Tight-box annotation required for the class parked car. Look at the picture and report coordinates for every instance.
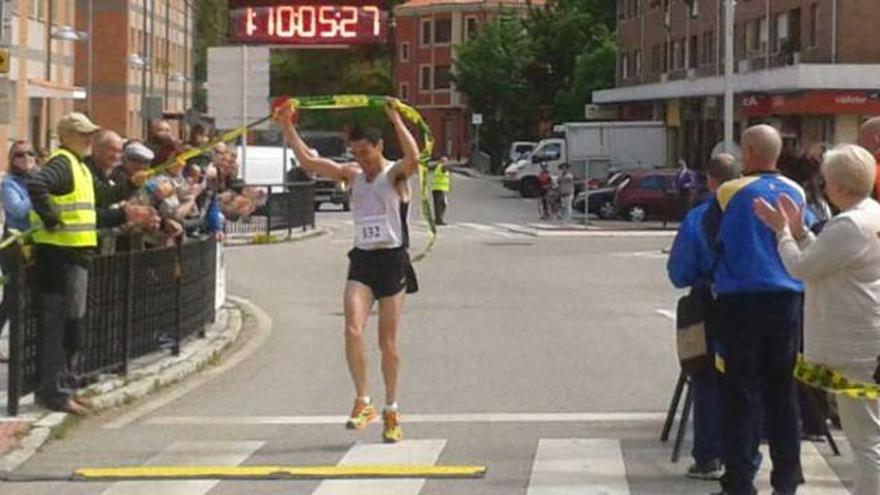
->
[614,169,690,222]
[573,172,630,218]
[507,141,537,166]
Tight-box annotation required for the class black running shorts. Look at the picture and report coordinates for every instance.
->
[347,247,419,299]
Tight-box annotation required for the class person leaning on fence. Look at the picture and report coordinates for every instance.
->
[754,144,880,495]
[705,125,816,495]
[0,141,36,362]
[25,113,154,415]
[667,153,740,481]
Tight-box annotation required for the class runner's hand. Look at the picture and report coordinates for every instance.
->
[273,99,297,126]
[385,98,402,122]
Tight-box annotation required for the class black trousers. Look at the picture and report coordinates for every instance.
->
[34,245,89,409]
[432,191,447,224]
[717,292,803,495]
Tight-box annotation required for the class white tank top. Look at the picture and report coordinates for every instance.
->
[351,161,405,250]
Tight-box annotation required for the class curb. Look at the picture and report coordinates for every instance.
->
[224,227,327,247]
[0,297,252,473]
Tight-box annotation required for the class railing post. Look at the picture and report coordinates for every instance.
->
[122,251,134,374]
[266,185,273,237]
[173,245,182,356]
[6,248,23,417]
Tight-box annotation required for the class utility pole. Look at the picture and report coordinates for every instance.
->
[723,0,735,153]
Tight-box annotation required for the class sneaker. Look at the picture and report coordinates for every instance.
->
[687,459,724,480]
[382,409,403,443]
[345,399,377,430]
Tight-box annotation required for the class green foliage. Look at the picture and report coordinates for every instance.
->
[193,0,229,112]
[453,0,617,170]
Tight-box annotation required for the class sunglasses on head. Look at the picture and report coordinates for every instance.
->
[13,151,35,159]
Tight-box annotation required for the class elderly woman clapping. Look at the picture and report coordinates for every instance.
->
[754,143,880,495]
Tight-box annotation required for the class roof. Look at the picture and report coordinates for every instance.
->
[396,0,545,13]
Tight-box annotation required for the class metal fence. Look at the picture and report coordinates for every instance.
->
[6,238,217,416]
[225,182,316,237]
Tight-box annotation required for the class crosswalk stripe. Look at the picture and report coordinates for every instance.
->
[458,222,522,238]
[312,439,446,495]
[754,442,847,494]
[98,441,263,495]
[527,439,630,495]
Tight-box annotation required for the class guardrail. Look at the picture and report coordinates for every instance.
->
[224,182,316,238]
[5,238,218,416]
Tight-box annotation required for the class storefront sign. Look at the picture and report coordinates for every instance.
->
[742,91,880,117]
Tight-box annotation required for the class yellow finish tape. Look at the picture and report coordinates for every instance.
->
[795,355,880,401]
[74,464,487,480]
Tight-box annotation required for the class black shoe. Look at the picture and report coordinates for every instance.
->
[687,459,724,480]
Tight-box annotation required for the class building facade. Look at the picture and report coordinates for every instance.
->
[0,0,82,168]
[594,0,880,170]
[394,0,538,160]
[74,0,194,140]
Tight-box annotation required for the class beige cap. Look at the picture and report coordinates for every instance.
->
[57,112,100,136]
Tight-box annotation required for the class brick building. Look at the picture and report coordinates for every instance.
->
[0,0,82,168]
[593,0,880,170]
[393,0,539,160]
[73,0,194,140]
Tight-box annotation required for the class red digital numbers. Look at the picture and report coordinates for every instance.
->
[230,1,388,45]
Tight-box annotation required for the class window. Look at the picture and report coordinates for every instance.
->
[420,65,432,92]
[774,12,788,53]
[651,44,661,73]
[421,19,432,46]
[434,65,451,90]
[688,0,698,18]
[400,42,410,62]
[639,175,665,190]
[621,53,629,79]
[759,17,768,54]
[465,16,479,41]
[672,40,682,70]
[434,18,452,44]
[635,49,642,77]
[399,83,409,101]
[689,35,698,69]
[809,3,819,48]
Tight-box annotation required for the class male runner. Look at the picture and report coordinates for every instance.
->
[274,99,420,443]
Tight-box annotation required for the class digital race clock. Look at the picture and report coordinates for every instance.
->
[229,0,389,45]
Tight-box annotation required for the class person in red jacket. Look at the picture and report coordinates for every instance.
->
[857,117,880,200]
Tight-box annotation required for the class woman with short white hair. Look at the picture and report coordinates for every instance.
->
[755,143,880,495]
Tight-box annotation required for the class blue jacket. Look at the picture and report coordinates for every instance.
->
[2,173,31,231]
[667,199,712,289]
[712,172,813,295]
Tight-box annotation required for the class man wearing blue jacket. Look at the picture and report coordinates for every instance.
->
[711,125,810,495]
[668,153,740,480]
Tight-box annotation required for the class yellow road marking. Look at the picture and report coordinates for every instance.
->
[74,464,487,480]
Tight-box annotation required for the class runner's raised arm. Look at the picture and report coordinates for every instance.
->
[386,100,420,182]
[274,102,358,182]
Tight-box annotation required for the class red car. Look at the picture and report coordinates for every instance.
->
[614,169,691,222]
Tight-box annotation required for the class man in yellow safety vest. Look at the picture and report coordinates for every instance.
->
[431,159,451,225]
[26,113,153,415]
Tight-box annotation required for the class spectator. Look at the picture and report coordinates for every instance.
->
[148,119,174,152]
[188,123,211,149]
[754,143,880,495]
[708,124,810,495]
[857,117,880,201]
[558,163,575,224]
[538,164,551,220]
[27,113,152,414]
[675,159,698,212]
[667,153,740,480]
[0,141,36,361]
[85,130,124,185]
[112,141,153,186]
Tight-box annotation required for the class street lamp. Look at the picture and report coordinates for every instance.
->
[127,54,148,69]
[51,25,84,41]
[723,0,735,154]
[169,73,187,83]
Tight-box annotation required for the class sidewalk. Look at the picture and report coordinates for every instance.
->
[0,297,248,471]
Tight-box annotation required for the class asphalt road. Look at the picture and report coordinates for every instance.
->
[3,174,854,494]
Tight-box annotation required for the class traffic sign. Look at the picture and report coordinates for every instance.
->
[471,113,483,125]
[0,48,8,74]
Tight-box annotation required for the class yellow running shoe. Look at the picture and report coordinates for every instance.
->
[346,399,378,430]
[383,409,403,443]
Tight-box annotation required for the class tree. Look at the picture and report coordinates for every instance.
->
[453,16,539,172]
[193,0,228,112]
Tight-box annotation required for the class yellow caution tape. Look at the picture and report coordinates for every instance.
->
[74,464,486,480]
[794,355,880,401]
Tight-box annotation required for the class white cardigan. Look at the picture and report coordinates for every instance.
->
[777,198,880,381]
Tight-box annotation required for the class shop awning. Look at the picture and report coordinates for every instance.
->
[27,79,87,100]
[592,64,880,105]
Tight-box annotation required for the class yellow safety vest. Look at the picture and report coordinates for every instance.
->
[431,165,450,192]
[30,148,97,247]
